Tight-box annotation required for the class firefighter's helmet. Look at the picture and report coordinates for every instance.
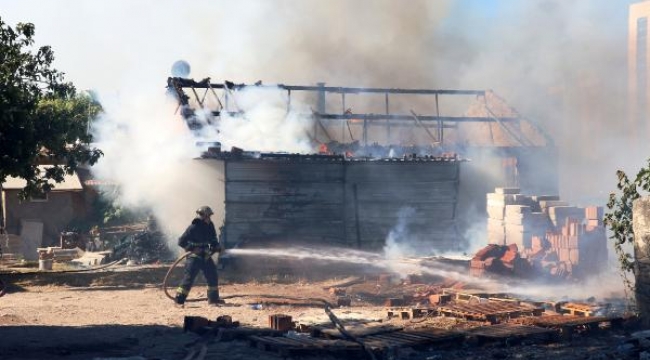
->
[196,206,214,217]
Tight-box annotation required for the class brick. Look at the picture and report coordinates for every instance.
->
[569,249,579,264]
[337,297,352,307]
[558,248,570,262]
[429,294,452,305]
[585,206,604,220]
[470,259,486,269]
[586,219,602,228]
[531,236,547,251]
[268,314,293,332]
[329,287,346,296]
[384,298,404,307]
[549,206,585,227]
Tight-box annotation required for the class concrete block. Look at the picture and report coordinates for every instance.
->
[505,205,532,215]
[539,200,569,212]
[531,195,561,202]
[487,205,505,220]
[488,234,506,245]
[495,187,520,195]
[487,193,517,206]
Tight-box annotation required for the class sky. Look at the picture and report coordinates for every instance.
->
[0,0,646,211]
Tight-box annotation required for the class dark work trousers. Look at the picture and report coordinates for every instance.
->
[175,253,219,304]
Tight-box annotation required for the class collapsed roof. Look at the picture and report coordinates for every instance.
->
[166,78,553,151]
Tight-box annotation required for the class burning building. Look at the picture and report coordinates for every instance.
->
[167,77,558,253]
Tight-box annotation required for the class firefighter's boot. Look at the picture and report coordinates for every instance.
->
[175,290,188,306]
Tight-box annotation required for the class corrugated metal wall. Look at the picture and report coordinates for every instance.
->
[223,158,461,251]
[344,161,460,250]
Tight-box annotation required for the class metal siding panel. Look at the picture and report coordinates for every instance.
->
[226,203,343,220]
[226,161,344,182]
[346,162,459,182]
[226,181,343,203]
[225,159,346,246]
[344,161,461,248]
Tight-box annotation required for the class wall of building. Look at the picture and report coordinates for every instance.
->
[3,190,85,247]
[221,156,462,252]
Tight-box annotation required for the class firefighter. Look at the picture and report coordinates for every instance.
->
[175,206,224,306]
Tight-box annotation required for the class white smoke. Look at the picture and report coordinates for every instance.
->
[383,207,419,260]
[215,86,315,153]
[90,88,224,239]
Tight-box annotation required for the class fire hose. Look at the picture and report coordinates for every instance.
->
[162,252,378,360]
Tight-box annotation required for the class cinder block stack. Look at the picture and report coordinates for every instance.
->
[486,188,550,249]
[486,188,520,245]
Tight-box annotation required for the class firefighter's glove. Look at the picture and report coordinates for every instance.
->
[209,243,224,254]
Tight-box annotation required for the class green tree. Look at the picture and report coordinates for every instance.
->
[0,17,102,202]
[604,159,650,305]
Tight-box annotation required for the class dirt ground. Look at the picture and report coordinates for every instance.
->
[0,263,643,360]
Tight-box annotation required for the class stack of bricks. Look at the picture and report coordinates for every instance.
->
[486,188,549,248]
[483,188,608,278]
[486,187,519,245]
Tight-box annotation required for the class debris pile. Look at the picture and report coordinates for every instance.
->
[469,244,531,277]
[111,230,172,264]
[480,187,607,278]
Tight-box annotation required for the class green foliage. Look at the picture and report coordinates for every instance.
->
[604,159,650,296]
[0,17,102,199]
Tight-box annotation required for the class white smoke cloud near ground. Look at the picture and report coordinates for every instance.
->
[382,207,419,260]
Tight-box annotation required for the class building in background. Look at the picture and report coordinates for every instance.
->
[629,1,650,151]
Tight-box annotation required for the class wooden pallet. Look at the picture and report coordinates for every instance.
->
[559,302,598,317]
[315,324,403,339]
[437,301,543,324]
[249,328,464,357]
[510,315,622,339]
[462,323,556,345]
[386,307,436,320]
[361,328,464,350]
[249,335,363,357]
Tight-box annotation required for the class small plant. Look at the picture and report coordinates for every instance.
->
[604,158,650,307]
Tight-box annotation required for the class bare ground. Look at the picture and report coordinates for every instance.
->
[0,263,643,360]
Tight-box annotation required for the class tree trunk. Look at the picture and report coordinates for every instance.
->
[633,197,650,326]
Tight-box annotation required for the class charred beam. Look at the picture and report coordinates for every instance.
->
[316,113,517,123]
[168,77,485,96]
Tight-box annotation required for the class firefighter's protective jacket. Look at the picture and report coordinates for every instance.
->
[178,218,219,252]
